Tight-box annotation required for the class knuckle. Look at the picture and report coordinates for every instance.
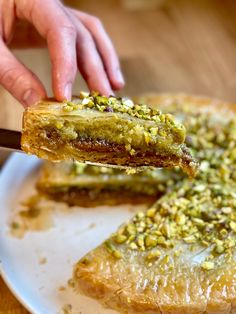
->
[78,31,94,50]
[0,67,26,89]
[48,22,76,39]
[60,23,77,37]
[90,16,103,29]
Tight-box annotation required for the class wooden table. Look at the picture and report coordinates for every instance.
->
[1,0,236,312]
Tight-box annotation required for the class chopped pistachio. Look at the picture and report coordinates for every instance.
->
[174,250,182,257]
[63,104,74,112]
[130,242,138,250]
[104,241,115,254]
[162,255,170,264]
[147,208,156,218]
[55,121,64,129]
[115,234,127,244]
[220,229,228,237]
[225,238,235,248]
[122,98,134,108]
[161,223,172,238]
[82,98,94,107]
[214,243,225,254]
[150,127,158,136]
[193,184,206,192]
[144,131,151,144]
[156,236,166,246]
[175,213,186,225]
[79,91,89,99]
[126,223,136,235]
[130,148,136,155]
[146,250,162,260]
[126,168,137,175]
[183,235,196,244]
[201,261,214,270]
[112,250,122,259]
[229,221,236,232]
[137,212,145,219]
[145,235,158,248]
[221,207,232,214]
[137,235,145,248]
[192,218,205,227]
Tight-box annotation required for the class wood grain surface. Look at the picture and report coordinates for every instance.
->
[1,0,236,312]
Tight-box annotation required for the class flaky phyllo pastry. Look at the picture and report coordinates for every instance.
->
[72,95,236,314]
[21,92,198,177]
[37,161,177,207]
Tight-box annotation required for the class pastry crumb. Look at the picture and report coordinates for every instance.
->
[61,304,73,314]
[58,285,66,291]
[39,257,47,265]
[89,223,96,229]
[67,278,75,288]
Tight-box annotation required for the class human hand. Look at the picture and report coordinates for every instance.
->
[0,0,124,107]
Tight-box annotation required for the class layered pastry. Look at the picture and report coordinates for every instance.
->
[36,161,177,207]
[72,94,236,313]
[21,92,198,177]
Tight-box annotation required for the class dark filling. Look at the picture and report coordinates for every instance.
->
[37,187,161,207]
[42,128,197,177]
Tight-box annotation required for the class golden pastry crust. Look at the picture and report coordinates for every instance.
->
[74,245,236,314]
[72,94,236,314]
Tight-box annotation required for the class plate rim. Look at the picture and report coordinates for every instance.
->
[0,152,41,314]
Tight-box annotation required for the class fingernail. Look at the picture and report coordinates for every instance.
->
[22,89,41,107]
[64,83,72,100]
[116,68,125,86]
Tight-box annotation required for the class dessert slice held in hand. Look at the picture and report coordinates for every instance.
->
[21,92,198,177]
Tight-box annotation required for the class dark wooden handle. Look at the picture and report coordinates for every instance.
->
[0,128,22,151]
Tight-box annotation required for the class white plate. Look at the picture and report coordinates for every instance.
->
[0,153,144,314]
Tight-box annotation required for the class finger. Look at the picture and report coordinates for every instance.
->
[1,0,15,44]
[70,9,124,91]
[77,31,114,96]
[0,40,46,107]
[46,23,77,101]
[17,0,77,101]
[66,10,113,96]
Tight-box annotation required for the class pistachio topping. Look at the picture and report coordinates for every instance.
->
[63,91,170,124]
[60,92,189,156]
[103,101,236,271]
[201,261,214,270]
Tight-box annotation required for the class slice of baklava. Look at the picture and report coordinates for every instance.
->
[36,161,177,207]
[21,92,198,177]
